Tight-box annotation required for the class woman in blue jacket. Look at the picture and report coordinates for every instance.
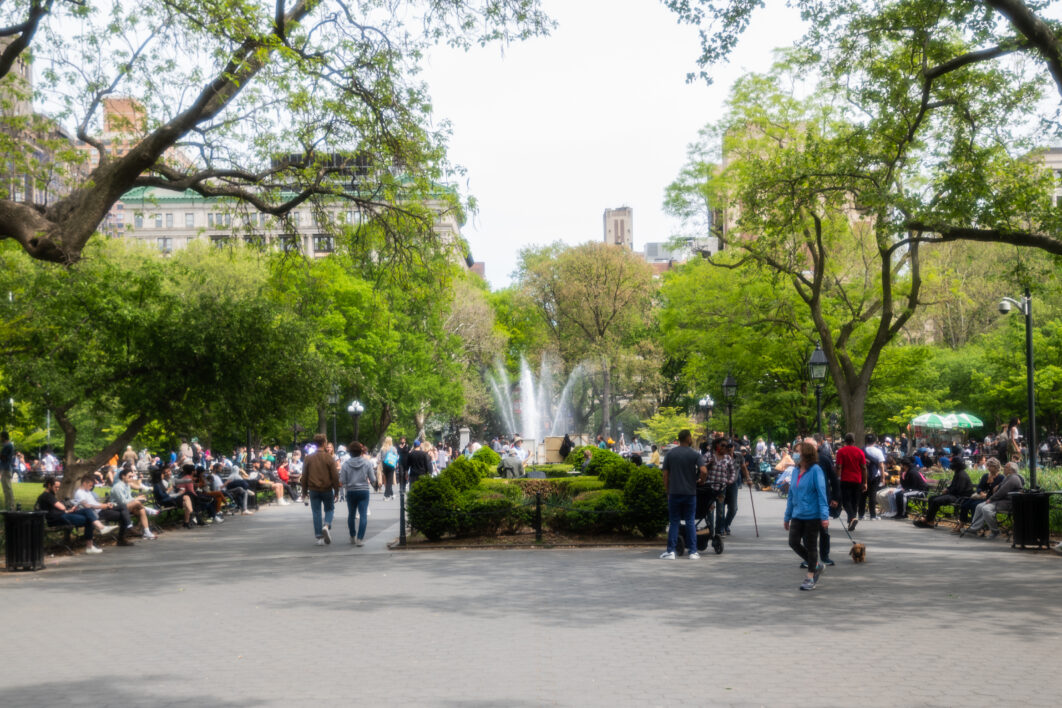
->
[784,439,830,591]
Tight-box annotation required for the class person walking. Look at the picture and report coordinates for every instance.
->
[835,432,867,531]
[396,437,411,493]
[813,434,840,566]
[339,442,375,546]
[784,440,830,591]
[703,438,735,537]
[406,440,432,489]
[301,434,339,546]
[660,429,706,560]
[861,433,885,521]
[1,431,14,510]
[379,437,398,499]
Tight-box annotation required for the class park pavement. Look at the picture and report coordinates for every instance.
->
[2,489,1060,708]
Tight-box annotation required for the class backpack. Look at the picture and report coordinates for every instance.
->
[384,449,398,467]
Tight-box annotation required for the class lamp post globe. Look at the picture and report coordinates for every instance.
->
[347,400,365,444]
[809,343,828,435]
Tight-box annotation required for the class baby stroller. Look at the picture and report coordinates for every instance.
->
[773,466,794,498]
[674,483,725,556]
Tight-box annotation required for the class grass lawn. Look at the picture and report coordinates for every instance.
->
[5,481,112,511]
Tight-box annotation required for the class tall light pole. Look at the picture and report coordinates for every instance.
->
[698,394,714,438]
[809,342,828,435]
[328,385,339,443]
[722,373,737,440]
[1000,289,1037,488]
[347,400,364,443]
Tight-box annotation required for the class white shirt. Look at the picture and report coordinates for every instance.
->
[73,488,104,510]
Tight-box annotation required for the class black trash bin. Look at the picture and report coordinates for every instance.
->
[3,510,46,571]
[1010,491,1050,550]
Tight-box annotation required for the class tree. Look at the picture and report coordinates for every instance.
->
[517,242,656,437]
[0,0,551,263]
[0,238,321,491]
[635,407,696,446]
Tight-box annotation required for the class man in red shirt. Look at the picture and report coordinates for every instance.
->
[834,432,867,531]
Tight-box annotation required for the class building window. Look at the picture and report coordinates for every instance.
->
[157,237,173,253]
[164,213,172,228]
[243,234,264,249]
[208,213,214,227]
[134,214,143,228]
[279,234,299,252]
[291,211,300,226]
[313,234,334,253]
[154,213,162,228]
[185,213,194,227]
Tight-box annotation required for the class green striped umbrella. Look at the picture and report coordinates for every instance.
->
[911,413,948,429]
[947,413,983,429]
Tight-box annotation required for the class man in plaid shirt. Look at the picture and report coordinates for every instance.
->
[700,438,736,536]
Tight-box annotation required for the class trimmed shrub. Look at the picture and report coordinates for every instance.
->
[471,445,502,468]
[512,476,604,499]
[564,444,597,467]
[456,488,530,536]
[548,489,627,534]
[441,456,490,492]
[623,467,667,538]
[407,476,460,541]
[527,464,575,478]
[591,449,634,489]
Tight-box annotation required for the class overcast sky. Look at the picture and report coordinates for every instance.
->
[422,1,804,289]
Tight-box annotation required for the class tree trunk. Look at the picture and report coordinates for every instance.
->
[317,407,328,436]
[374,403,393,451]
[414,407,426,443]
[56,411,150,497]
[601,357,612,438]
[836,381,867,443]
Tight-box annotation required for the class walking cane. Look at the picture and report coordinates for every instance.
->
[747,481,759,537]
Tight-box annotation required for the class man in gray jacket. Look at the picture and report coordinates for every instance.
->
[961,461,1023,538]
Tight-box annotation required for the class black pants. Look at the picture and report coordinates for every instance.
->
[958,497,981,523]
[723,482,738,531]
[841,481,862,522]
[788,518,821,570]
[99,507,130,541]
[924,493,960,523]
[859,477,881,519]
[383,465,395,497]
[818,524,831,561]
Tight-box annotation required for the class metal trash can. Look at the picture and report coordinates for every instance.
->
[3,510,46,571]
[1010,491,1050,550]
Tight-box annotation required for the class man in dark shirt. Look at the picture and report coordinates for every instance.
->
[660,429,706,560]
[406,440,432,488]
[0,430,14,510]
[914,456,974,528]
[35,476,101,553]
[396,437,411,492]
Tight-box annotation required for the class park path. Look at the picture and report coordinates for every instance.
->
[2,489,1060,707]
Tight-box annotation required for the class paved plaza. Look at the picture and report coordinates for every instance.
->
[3,491,1060,707]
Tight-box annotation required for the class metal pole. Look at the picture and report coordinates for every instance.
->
[332,411,337,445]
[815,384,823,435]
[535,492,543,542]
[1024,288,1037,488]
[727,403,733,440]
[353,413,361,444]
[399,484,407,546]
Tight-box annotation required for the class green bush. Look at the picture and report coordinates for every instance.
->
[623,467,667,538]
[591,449,634,489]
[548,489,627,534]
[471,445,502,468]
[564,445,598,467]
[407,476,460,541]
[456,488,530,536]
[527,463,575,478]
[441,456,490,492]
[556,477,605,495]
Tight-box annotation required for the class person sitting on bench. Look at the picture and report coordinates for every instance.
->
[175,464,222,524]
[110,466,158,539]
[913,456,973,528]
[961,461,1023,539]
[72,476,128,545]
[35,476,104,554]
[895,460,930,519]
[957,458,1003,527]
[152,465,198,529]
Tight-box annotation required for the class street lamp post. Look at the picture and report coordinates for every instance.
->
[722,373,737,440]
[698,395,715,438]
[347,400,364,443]
[328,385,339,443]
[809,342,828,435]
[1000,289,1037,488]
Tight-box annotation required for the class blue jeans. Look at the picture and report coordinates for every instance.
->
[308,489,335,538]
[346,489,370,540]
[666,494,697,553]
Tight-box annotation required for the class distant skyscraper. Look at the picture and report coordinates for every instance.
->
[603,206,633,250]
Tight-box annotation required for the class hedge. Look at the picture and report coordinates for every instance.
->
[471,445,502,468]
[623,467,667,538]
[407,476,460,541]
[547,489,627,534]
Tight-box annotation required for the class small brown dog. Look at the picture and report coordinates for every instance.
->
[849,543,867,563]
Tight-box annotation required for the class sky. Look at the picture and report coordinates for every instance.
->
[421,1,805,289]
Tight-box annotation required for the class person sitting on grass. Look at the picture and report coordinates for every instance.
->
[35,476,104,554]
[151,465,198,529]
[110,466,157,539]
[913,456,973,529]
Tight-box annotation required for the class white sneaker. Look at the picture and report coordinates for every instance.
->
[350,536,357,545]
[100,524,118,536]
[1053,542,1062,555]
[688,552,701,560]
[145,507,159,516]
[143,530,156,540]
[85,546,103,554]
[315,538,325,546]
[279,499,290,506]
[214,514,224,523]
[355,538,364,547]
[659,551,676,560]
[322,525,332,544]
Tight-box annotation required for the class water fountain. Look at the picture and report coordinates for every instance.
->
[487,356,585,450]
